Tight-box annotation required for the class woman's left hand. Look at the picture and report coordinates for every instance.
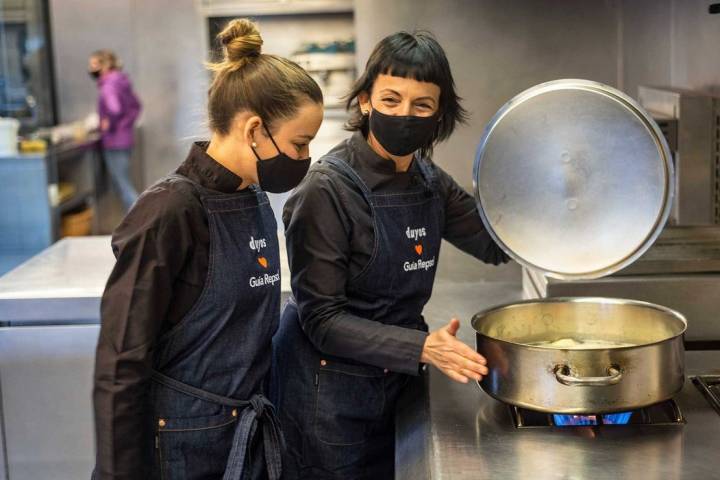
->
[421,318,489,383]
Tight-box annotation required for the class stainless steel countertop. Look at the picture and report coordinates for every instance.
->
[396,350,720,480]
[0,234,292,325]
[0,237,114,324]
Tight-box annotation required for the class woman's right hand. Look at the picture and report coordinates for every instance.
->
[421,318,489,383]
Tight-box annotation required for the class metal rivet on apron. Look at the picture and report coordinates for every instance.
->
[232,409,238,417]
[158,419,166,428]
[320,359,327,366]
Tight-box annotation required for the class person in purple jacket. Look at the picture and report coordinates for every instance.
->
[88,49,142,211]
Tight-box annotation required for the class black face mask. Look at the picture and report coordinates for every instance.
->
[368,106,439,157]
[89,70,101,80]
[251,124,311,193]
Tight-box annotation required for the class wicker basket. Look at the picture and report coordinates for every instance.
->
[61,206,94,237]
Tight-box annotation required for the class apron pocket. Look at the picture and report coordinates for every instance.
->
[314,360,386,446]
[157,408,238,478]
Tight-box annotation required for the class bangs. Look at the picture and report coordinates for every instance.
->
[372,33,450,88]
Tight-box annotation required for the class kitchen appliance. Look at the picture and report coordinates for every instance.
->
[638,86,720,226]
[472,297,686,414]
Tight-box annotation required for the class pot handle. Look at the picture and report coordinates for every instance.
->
[554,365,623,387]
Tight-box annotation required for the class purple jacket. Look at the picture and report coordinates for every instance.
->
[97,70,142,149]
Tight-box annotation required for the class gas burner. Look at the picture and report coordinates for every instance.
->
[693,375,720,416]
[509,399,685,428]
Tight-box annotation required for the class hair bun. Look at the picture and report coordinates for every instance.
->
[218,19,263,65]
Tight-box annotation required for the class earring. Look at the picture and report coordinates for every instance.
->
[251,142,257,148]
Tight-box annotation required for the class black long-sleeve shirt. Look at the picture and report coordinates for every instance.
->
[283,131,509,376]
[93,142,242,479]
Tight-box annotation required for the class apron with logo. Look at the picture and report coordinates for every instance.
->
[271,156,444,479]
[150,174,283,480]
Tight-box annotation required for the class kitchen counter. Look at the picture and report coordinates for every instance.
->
[0,236,114,324]
[396,349,720,480]
[0,234,293,326]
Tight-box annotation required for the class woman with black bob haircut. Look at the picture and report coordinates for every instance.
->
[272,31,509,479]
[345,30,467,157]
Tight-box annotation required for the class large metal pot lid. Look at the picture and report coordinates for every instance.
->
[473,79,674,280]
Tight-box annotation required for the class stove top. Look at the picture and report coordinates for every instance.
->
[510,399,685,428]
[396,350,720,480]
[693,375,720,416]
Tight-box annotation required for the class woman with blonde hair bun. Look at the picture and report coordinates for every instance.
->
[92,18,323,480]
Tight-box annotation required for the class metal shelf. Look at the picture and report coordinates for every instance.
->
[58,191,93,214]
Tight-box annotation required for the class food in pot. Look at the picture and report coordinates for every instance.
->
[528,338,635,349]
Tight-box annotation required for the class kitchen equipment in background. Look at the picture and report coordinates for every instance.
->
[0,118,19,156]
[0,0,58,131]
[291,40,355,108]
[0,133,102,275]
[472,298,686,414]
[196,0,353,17]
[523,226,720,344]
[693,375,720,415]
[638,86,720,225]
[474,79,674,280]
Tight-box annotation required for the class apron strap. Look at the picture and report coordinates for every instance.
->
[151,371,285,479]
[322,156,372,195]
[151,370,249,407]
[414,157,439,190]
[324,155,438,195]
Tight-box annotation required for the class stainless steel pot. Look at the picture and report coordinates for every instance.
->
[472,297,687,414]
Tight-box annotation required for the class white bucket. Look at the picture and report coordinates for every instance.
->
[0,117,20,156]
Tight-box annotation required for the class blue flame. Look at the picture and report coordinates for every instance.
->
[553,414,598,426]
[603,412,633,424]
[553,412,633,426]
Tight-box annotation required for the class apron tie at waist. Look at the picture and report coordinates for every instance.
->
[223,394,283,480]
[250,395,265,416]
[151,371,284,480]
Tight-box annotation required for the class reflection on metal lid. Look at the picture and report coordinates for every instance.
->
[474,79,674,280]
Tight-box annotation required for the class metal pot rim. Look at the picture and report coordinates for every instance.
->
[471,296,687,350]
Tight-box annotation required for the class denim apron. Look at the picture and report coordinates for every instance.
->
[150,174,283,480]
[272,157,444,479]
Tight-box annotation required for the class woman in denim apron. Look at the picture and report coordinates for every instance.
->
[272,32,509,479]
[92,19,323,480]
